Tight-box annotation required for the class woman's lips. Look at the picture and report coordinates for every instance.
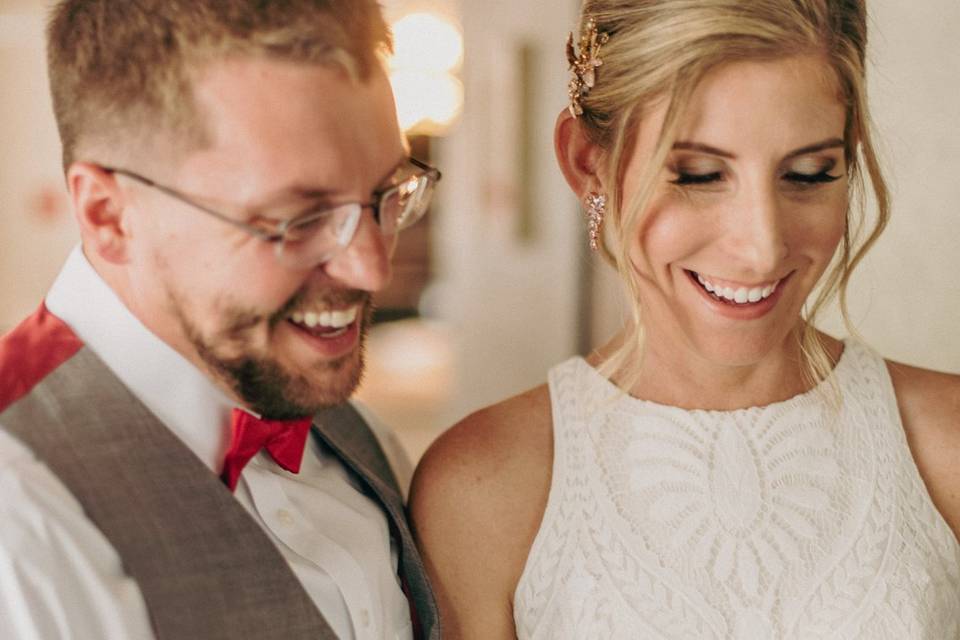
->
[687,269,792,319]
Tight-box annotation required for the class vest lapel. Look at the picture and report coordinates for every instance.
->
[312,405,441,640]
[1,347,337,640]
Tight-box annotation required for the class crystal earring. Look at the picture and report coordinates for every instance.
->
[584,193,606,251]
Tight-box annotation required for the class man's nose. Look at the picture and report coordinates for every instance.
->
[727,181,789,276]
[321,210,392,292]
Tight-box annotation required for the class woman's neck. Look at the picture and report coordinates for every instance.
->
[590,326,843,411]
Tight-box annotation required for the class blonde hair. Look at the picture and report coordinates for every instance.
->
[47,0,392,170]
[575,0,888,392]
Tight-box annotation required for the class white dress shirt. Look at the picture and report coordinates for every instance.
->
[0,246,415,640]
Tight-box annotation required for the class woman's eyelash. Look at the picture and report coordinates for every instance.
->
[669,170,843,186]
[670,171,722,185]
[784,170,842,184]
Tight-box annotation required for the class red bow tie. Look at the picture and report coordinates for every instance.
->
[220,408,313,491]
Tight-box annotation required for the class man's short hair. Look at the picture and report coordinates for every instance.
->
[47,0,392,169]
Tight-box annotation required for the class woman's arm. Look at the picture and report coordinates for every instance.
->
[409,386,554,640]
[888,361,960,541]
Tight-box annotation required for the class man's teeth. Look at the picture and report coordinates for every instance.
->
[695,273,779,305]
[289,305,358,329]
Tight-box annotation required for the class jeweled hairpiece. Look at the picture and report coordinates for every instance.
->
[566,17,610,118]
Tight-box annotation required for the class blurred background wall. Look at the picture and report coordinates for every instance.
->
[2,0,959,463]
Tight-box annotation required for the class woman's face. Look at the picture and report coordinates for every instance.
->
[622,54,849,367]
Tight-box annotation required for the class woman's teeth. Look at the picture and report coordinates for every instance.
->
[695,272,779,305]
[288,305,358,330]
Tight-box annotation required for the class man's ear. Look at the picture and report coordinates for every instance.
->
[554,109,607,200]
[66,162,131,264]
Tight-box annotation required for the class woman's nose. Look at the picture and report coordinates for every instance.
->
[726,181,789,276]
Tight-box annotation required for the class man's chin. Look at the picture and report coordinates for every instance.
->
[292,353,365,410]
[190,340,363,419]
[185,299,370,418]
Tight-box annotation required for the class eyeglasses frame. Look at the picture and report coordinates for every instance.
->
[101,157,441,249]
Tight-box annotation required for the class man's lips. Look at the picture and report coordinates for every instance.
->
[284,311,361,358]
[287,304,360,333]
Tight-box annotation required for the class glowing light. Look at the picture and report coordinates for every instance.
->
[357,319,455,405]
[388,11,464,135]
[390,12,463,73]
[390,69,463,135]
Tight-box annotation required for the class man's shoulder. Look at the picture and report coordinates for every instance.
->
[0,429,153,638]
[0,428,89,550]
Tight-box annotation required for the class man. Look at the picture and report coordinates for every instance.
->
[0,1,440,638]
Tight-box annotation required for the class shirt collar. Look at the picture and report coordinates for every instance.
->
[45,245,235,471]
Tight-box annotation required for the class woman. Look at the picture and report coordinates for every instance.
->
[411,1,960,638]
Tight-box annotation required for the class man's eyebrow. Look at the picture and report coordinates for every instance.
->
[671,137,846,161]
[248,186,337,212]
[250,154,411,211]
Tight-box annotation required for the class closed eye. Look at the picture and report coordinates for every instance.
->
[670,171,723,186]
[784,170,843,185]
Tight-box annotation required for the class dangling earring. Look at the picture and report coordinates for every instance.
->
[584,193,606,251]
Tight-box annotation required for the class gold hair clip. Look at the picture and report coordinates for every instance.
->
[566,17,610,118]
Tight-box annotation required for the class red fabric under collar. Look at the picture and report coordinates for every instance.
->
[0,302,84,413]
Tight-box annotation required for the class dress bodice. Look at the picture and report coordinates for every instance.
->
[513,340,960,639]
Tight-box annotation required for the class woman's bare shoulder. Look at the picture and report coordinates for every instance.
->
[886,359,960,539]
[410,382,553,539]
[409,384,555,638]
[886,359,960,431]
[420,383,552,463]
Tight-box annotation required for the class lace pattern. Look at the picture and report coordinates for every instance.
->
[514,340,960,639]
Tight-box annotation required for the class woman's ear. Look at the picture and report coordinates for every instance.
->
[554,110,606,199]
[67,162,132,264]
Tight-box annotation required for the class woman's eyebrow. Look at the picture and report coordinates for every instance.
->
[672,141,736,159]
[671,137,845,160]
[783,138,845,160]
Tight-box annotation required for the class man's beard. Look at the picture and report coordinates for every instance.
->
[177,290,372,420]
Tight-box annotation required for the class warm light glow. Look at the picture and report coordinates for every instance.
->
[390,69,463,135]
[391,12,463,73]
[357,319,455,405]
[388,11,464,135]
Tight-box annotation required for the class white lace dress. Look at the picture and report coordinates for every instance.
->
[513,340,960,639]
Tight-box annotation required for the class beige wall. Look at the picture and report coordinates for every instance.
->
[0,6,77,335]
[425,0,580,412]
[821,0,960,372]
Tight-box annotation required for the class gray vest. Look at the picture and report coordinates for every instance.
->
[0,346,439,640]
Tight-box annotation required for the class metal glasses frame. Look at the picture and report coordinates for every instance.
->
[102,157,441,260]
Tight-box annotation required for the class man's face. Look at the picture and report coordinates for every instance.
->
[122,58,407,418]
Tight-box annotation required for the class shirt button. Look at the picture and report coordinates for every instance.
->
[277,509,295,527]
[359,608,371,628]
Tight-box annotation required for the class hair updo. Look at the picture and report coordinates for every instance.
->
[574,0,888,388]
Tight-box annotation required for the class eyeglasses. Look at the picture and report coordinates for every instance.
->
[103,157,441,269]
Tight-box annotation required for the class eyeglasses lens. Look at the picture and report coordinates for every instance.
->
[275,167,437,269]
[276,203,362,268]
